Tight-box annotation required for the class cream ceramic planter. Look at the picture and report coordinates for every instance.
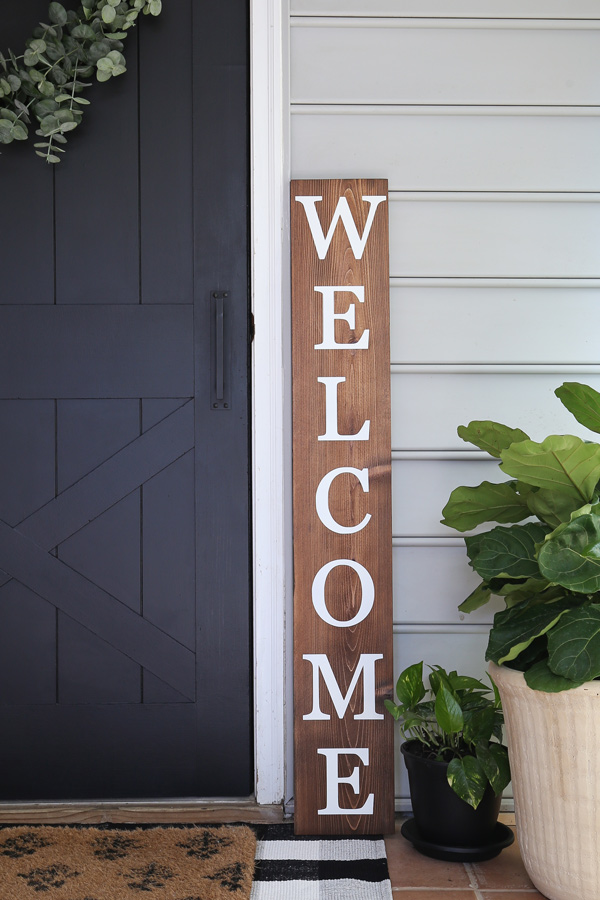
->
[490,662,600,900]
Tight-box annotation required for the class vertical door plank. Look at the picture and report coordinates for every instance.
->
[54,35,140,305]
[139,0,194,304]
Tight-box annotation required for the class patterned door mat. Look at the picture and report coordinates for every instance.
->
[0,824,256,900]
[251,824,393,899]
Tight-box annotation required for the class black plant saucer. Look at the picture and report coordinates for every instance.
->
[401,818,514,863]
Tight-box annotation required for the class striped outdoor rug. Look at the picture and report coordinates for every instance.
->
[250,824,393,899]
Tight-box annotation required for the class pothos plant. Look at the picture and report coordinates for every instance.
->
[385,662,510,810]
[0,0,162,163]
[442,382,600,693]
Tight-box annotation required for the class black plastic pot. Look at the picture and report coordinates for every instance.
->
[401,740,502,848]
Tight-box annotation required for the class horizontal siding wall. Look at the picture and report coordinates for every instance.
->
[289,6,600,808]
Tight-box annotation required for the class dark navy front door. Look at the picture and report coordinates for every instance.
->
[0,0,252,799]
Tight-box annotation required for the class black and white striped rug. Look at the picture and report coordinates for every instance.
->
[250,824,393,899]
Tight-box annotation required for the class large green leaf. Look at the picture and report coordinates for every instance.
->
[393,661,426,708]
[524,658,585,692]
[538,514,600,593]
[500,435,600,504]
[434,684,464,734]
[555,382,600,436]
[463,706,495,744]
[466,522,550,582]
[441,481,529,532]
[447,756,487,809]
[486,596,574,665]
[457,420,529,458]
[526,488,586,529]
[458,581,492,614]
[476,742,511,796]
[547,604,600,683]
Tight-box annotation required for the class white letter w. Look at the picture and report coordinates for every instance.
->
[295,195,386,260]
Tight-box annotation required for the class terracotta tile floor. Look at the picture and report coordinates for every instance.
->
[384,816,546,899]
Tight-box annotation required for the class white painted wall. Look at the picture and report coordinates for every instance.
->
[288,4,600,807]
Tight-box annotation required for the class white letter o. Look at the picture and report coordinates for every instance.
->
[312,559,374,628]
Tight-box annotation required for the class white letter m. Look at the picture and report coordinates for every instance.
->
[302,653,384,720]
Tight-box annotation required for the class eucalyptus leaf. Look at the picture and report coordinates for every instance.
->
[441,480,529,533]
[500,435,600,505]
[49,2,69,27]
[457,420,529,458]
[538,514,600,593]
[547,604,600,683]
[555,382,600,436]
[102,5,117,24]
[447,756,487,809]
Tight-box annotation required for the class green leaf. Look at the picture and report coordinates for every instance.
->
[434,684,463,734]
[500,435,600,505]
[457,420,529,458]
[40,114,59,135]
[38,80,55,98]
[463,706,495,744]
[148,0,162,14]
[11,123,27,140]
[538,514,600,593]
[447,756,487,809]
[476,742,511,795]
[71,24,96,40]
[466,522,550,582]
[102,5,117,24]
[393,661,426,708]
[547,604,600,683]
[23,49,39,66]
[34,99,59,116]
[526,488,585,529]
[486,596,575,666]
[555,382,600,436]
[46,153,61,163]
[458,581,492,614]
[441,480,529,532]
[524,658,585,692]
[49,2,68,26]
[96,68,112,82]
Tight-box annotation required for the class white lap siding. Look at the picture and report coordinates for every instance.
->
[289,4,600,808]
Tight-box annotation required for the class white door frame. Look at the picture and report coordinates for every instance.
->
[250,0,291,805]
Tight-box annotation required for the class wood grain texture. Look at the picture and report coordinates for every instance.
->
[292,179,394,834]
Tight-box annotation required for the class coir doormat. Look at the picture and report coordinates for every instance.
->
[251,824,393,899]
[0,824,256,900]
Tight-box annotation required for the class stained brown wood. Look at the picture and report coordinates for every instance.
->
[292,179,394,834]
[0,803,285,825]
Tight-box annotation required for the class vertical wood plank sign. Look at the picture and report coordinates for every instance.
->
[291,179,394,835]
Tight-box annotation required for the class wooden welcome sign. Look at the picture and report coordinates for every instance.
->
[291,179,394,835]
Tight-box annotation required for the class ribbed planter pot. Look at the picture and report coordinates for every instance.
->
[490,662,600,900]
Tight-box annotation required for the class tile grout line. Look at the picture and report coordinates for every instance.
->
[464,862,486,900]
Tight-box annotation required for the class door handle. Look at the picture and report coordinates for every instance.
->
[211,290,230,410]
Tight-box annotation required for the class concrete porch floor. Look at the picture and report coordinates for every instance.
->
[385,815,545,899]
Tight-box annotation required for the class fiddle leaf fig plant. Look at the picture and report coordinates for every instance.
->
[0,0,162,163]
[385,662,510,810]
[442,381,600,693]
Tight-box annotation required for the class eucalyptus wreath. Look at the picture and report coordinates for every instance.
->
[0,0,162,163]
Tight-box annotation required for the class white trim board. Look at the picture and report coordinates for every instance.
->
[250,0,290,806]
